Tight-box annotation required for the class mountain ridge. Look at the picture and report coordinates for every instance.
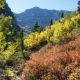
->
[14,7,70,29]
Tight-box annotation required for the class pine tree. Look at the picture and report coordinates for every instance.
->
[78,0,80,13]
[39,26,43,32]
[32,22,40,32]
[20,30,25,58]
[61,11,64,18]
[21,30,24,51]
[50,19,53,26]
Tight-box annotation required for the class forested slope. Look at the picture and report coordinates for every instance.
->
[0,1,23,79]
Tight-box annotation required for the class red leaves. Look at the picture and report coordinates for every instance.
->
[21,37,80,80]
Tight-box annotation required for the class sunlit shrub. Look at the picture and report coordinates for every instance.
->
[68,68,80,80]
[4,68,15,77]
[24,32,41,48]
[0,0,5,8]
[0,42,17,63]
[71,14,80,27]
[24,13,80,48]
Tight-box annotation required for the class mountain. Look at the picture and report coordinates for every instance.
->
[14,7,69,29]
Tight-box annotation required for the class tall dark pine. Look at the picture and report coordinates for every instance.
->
[50,19,53,26]
[20,30,24,58]
[32,22,40,32]
[61,12,64,18]
[78,0,80,13]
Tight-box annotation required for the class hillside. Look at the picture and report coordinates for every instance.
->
[14,7,69,29]
[21,12,80,80]
[0,0,80,80]
[0,1,22,80]
[21,35,80,80]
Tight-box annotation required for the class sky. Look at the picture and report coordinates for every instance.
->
[6,0,78,13]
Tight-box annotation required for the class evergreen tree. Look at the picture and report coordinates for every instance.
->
[20,30,25,58]
[78,0,80,13]
[61,11,64,18]
[50,19,53,26]
[32,22,40,32]
[40,26,43,32]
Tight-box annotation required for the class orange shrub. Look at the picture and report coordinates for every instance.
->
[21,36,80,80]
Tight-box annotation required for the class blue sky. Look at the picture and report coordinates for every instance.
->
[6,0,78,13]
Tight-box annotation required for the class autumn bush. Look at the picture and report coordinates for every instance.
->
[24,13,80,49]
[68,67,80,80]
[21,36,80,80]
[22,13,80,80]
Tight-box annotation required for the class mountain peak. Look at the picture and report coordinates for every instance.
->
[30,7,41,10]
[15,8,69,28]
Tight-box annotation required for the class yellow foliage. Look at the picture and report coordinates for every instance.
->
[0,32,4,40]
[0,0,4,8]
[4,68,15,77]
[71,14,80,26]
[24,32,40,47]
[24,13,80,48]
[0,42,17,63]
[60,18,65,23]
